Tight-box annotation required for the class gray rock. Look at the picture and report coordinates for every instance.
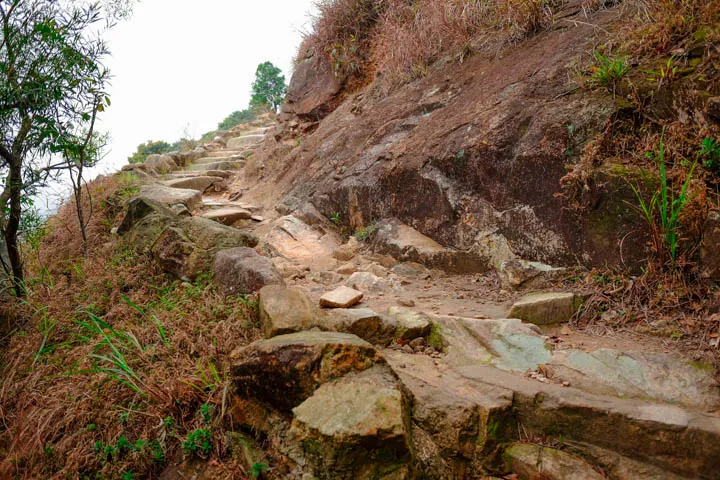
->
[258,285,330,338]
[507,292,578,325]
[290,365,410,480]
[137,184,203,210]
[385,307,432,340]
[144,153,176,173]
[213,247,285,297]
[548,349,720,408]
[503,443,605,480]
[345,271,400,293]
[161,175,224,193]
[497,259,566,291]
[226,134,265,150]
[201,207,253,225]
[329,308,398,346]
[320,286,363,308]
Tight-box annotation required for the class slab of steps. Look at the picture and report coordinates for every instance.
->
[186,160,245,172]
[194,156,245,165]
[226,134,265,150]
[202,150,246,158]
[160,175,225,192]
[203,200,260,212]
[163,170,234,180]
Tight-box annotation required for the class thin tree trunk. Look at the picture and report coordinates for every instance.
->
[5,158,23,297]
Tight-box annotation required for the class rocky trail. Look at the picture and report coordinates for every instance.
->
[122,119,720,479]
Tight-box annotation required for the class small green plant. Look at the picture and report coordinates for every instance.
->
[120,471,135,480]
[199,403,214,423]
[251,462,269,478]
[588,50,629,92]
[121,294,169,346]
[699,137,720,174]
[354,221,378,241]
[627,136,697,264]
[330,212,341,224]
[182,428,213,457]
[643,57,679,89]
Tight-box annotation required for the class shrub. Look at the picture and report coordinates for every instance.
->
[218,109,256,131]
[127,140,172,164]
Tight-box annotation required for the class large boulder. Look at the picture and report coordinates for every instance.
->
[144,154,176,173]
[161,175,225,192]
[213,248,285,297]
[328,307,431,346]
[290,365,411,480]
[118,197,258,280]
[137,184,203,210]
[230,331,383,411]
[281,47,342,121]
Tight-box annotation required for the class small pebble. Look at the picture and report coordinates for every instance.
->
[425,346,437,355]
[409,337,425,348]
[401,345,414,354]
[397,298,416,307]
[562,381,571,387]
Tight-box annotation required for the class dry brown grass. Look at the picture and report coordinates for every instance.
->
[0,174,262,479]
[303,0,567,89]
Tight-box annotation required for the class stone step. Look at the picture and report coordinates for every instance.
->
[162,170,234,180]
[202,150,246,158]
[160,176,225,192]
[226,134,265,150]
[186,160,245,172]
[201,207,253,225]
[202,200,260,212]
[194,155,244,165]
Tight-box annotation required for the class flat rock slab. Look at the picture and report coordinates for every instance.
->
[201,207,253,225]
[163,170,233,179]
[230,331,382,411]
[265,215,341,271]
[507,292,578,325]
[186,160,245,171]
[290,365,411,479]
[213,247,284,297]
[161,175,224,192]
[259,285,330,338]
[345,271,402,294]
[226,134,265,150]
[548,349,720,408]
[503,443,605,480]
[320,286,363,308]
[138,185,203,210]
[202,200,260,211]
[202,150,245,158]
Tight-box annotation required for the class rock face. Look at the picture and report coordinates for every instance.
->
[281,47,342,121]
[258,285,329,338]
[230,331,383,412]
[213,248,284,297]
[319,286,364,308]
[507,292,578,325]
[503,443,605,480]
[290,365,411,480]
[370,219,489,274]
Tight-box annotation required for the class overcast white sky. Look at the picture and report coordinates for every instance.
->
[93,0,316,175]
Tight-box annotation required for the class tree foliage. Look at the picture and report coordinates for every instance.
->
[0,0,124,295]
[127,140,173,164]
[250,61,287,112]
[217,109,255,131]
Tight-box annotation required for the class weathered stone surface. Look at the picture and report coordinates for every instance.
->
[186,160,245,171]
[258,285,329,338]
[385,307,432,340]
[226,134,265,150]
[320,286,363,308]
[497,259,566,291]
[290,365,410,480]
[282,48,342,120]
[201,207,253,225]
[503,443,605,480]
[144,153,176,173]
[230,331,383,411]
[701,210,720,280]
[137,184,203,210]
[507,292,578,325]
[384,350,514,477]
[572,442,687,480]
[370,219,488,274]
[345,271,402,293]
[548,349,720,408]
[163,169,233,179]
[436,316,550,372]
[329,308,403,346]
[161,175,224,192]
[265,215,341,271]
[213,248,285,297]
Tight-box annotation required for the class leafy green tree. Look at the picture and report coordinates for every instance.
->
[127,140,172,164]
[218,109,255,131]
[0,0,127,296]
[250,61,287,112]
